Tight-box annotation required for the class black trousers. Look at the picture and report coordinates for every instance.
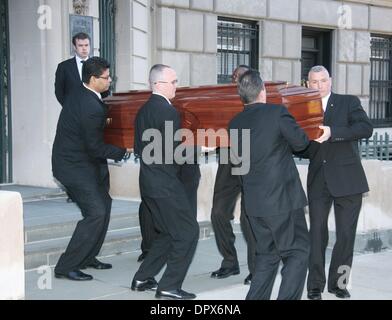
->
[211,161,256,274]
[307,180,362,292]
[246,209,310,300]
[139,164,200,255]
[133,193,199,291]
[55,165,112,274]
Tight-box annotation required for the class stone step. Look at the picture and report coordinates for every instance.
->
[24,212,139,244]
[23,198,141,243]
[24,221,212,271]
[24,227,142,271]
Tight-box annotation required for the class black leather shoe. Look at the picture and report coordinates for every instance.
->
[137,253,146,262]
[244,273,252,285]
[55,270,93,281]
[131,278,158,291]
[307,289,322,300]
[156,289,196,300]
[82,258,112,270]
[328,288,351,299]
[211,267,240,279]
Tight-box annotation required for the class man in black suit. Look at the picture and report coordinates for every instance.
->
[131,64,199,300]
[210,65,256,285]
[55,32,91,107]
[304,66,373,300]
[229,69,311,300]
[55,32,92,203]
[52,57,130,281]
[137,156,200,263]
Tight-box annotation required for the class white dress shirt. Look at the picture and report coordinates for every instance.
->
[76,56,89,80]
[83,83,102,101]
[322,93,331,112]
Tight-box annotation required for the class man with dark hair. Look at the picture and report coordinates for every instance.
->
[229,69,311,300]
[304,66,373,300]
[210,65,256,286]
[52,57,131,281]
[54,32,92,203]
[131,64,199,300]
[55,32,92,107]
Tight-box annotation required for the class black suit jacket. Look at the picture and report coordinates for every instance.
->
[52,84,125,185]
[134,94,185,198]
[55,57,110,106]
[55,57,82,106]
[229,103,309,217]
[302,93,373,199]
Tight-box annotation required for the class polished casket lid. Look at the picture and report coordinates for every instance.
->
[104,82,323,149]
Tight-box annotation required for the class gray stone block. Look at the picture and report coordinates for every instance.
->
[292,60,302,85]
[273,59,292,83]
[133,57,149,84]
[157,7,176,50]
[157,51,191,85]
[360,97,370,115]
[204,14,217,53]
[268,0,299,22]
[132,0,148,32]
[370,6,392,32]
[347,3,369,30]
[133,29,148,58]
[190,0,213,11]
[347,64,363,96]
[177,10,204,52]
[337,30,355,63]
[284,24,301,59]
[362,65,370,97]
[157,0,190,8]
[300,0,340,27]
[335,63,347,95]
[214,0,267,18]
[262,21,283,57]
[355,31,371,63]
[259,58,273,81]
[190,54,217,85]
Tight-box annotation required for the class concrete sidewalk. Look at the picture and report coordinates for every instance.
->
[25,232,392,300]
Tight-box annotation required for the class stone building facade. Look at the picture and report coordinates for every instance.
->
[2,0,392,186]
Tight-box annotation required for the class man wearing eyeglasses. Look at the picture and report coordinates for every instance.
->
[52,57,131,281]
[131,64,199,300]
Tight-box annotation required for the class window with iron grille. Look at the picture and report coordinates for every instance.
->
[370,35,392,127]
[217,18,259,84]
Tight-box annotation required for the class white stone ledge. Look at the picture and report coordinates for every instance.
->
[0,191,25,300]
[109,160,392,233]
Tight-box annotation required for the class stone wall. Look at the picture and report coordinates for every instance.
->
[116,0,151,91]
[109,159,392,236]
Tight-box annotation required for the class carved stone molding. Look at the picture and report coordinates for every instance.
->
[73,0,89,15]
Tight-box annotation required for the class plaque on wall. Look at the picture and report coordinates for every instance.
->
[69,14,94,55]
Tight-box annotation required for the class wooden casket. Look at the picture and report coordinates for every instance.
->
[104,82,323,149]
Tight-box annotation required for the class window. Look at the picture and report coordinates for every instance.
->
[301,28,332,83]
[370,35,392,127]
[217,18,259,84]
